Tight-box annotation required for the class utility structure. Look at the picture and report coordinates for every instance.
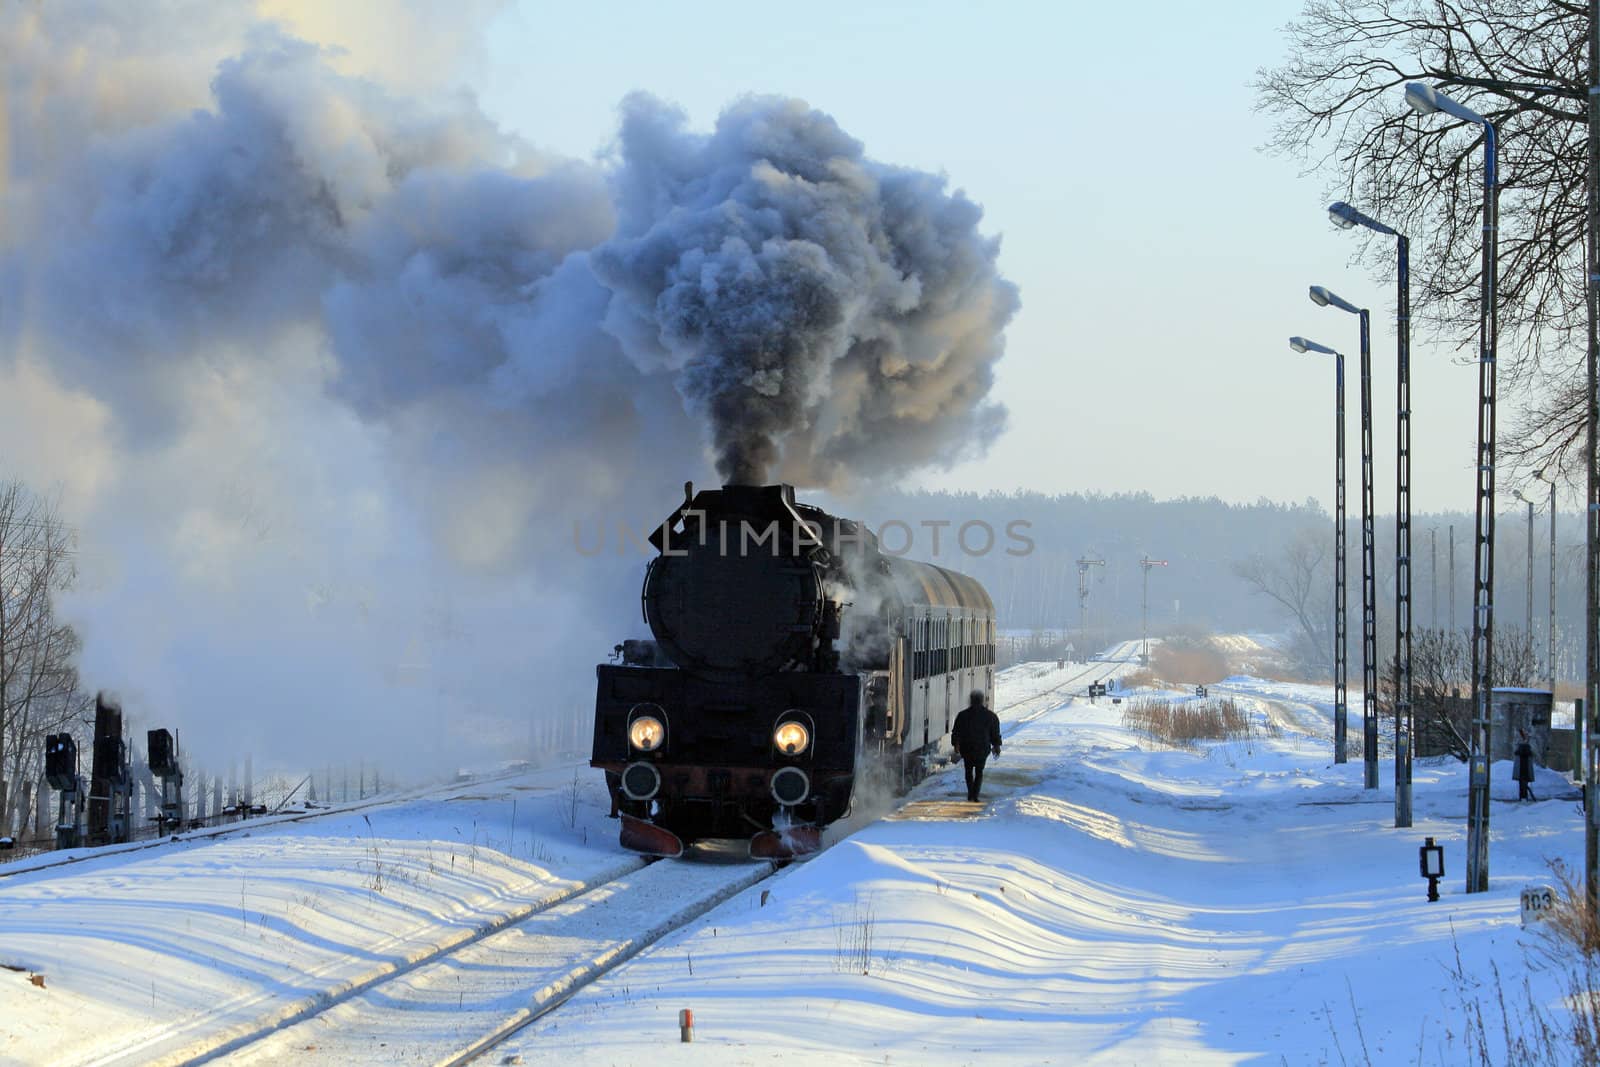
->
[1531,469,1557,699]
[1329,200,1414,824]
[43,733,83,849]
[86,693,132,847]
[1140,556,1168,666]
[1290,336,1349,763]
[1450,526,1457,632]
[1309,283,1377,790]
[1405,82,1498,893]
[147,729,184,835]
[1431,528,1438,628]
[1076,557,1105,647]
[1513,489,1537,642]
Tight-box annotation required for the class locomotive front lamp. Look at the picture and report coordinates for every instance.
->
[774,721,811,755]
[629,716,666,752]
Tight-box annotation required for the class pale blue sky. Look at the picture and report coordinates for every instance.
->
[467,0,1485,513]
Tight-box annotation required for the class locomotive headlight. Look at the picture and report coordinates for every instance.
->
[773,721,811,755]
[629,716,666,752]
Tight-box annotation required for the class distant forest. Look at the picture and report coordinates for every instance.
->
[818,488,1587,682]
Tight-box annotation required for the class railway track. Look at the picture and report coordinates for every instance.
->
[184,655,1128,1065]
[184,855,776,1066]
[994,640,1140,735]
[71,648,1131,1066]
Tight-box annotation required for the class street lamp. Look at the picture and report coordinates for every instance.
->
[1290,335,1349,765]
[1330,199,1415,826]
[1405,81,1499,894]
[1310,284,1379,791]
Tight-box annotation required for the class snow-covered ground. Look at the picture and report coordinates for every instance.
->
[514,669,1587,1065]
[0,653,1589,1065]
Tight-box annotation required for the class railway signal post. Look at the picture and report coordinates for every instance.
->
[1076,557,1105,650]
[1140,557,1167,666]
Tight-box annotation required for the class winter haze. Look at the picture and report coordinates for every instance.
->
[1,2,1021,773]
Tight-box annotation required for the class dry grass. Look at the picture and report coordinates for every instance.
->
[1121,696,1253,747]
[1534,860,1600,961]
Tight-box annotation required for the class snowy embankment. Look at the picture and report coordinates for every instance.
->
[0,765,634,1066]
[512,671,1587,1066]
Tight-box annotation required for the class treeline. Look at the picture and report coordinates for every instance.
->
[821,487,1586,680]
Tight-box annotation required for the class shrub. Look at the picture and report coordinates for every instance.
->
[1121,697,1252,747]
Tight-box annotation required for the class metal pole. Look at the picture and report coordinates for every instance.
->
[1465,120,1498,895]
[1526,499,1535,642]
[1139,557,1167,666]
[1548,479,1557,697]
[1360,308,1379,790]
[1586,0,1600,918]
[1450,525,1457,633]
[1142,562,1149,664]
[1396,236,1414,826]
[1432,527,1439,629]
[1335,352,1349,764]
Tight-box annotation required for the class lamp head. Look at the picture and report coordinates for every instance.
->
[1403,82,1489,125]
[1404,82,1441,115]
[1328,202,1358,229]
[1289,336,1337,356]
[1309,285,1363,315]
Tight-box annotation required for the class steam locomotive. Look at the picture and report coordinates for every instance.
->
[591,482,996,859]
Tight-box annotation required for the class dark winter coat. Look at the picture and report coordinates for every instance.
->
[1513,742,1535,784]
[951,704,1001,761]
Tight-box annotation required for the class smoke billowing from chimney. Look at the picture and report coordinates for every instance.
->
[0,3,1016,769]
[593,94,1017,487]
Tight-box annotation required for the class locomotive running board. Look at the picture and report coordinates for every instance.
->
[618,814,684,858]
[749,823,822,860]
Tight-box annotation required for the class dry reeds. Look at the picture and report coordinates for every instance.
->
[1121,696,1252,747]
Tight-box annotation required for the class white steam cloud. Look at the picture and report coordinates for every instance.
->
[1,2,1016,774]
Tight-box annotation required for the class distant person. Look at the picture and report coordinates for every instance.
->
[1514,730,1536,802]
[951,690,1002,802]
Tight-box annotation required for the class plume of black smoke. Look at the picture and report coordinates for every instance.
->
[0,4,1015,772]
[594,94,1018,487]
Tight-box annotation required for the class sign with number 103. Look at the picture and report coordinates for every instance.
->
[1521,884,1556,926]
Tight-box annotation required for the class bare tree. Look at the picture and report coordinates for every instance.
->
[1386,624,1540,758]
[1233,527,1333,672]
[1257,1,1587,476]
[0,482,90,836]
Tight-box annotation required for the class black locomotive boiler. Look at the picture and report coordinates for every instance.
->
[591,482,996,858]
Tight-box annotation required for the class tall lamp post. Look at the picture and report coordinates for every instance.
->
[1330,200,1414,825]
[1310,284,1379,791]
[1291,335,1349,764]
[1405,81,1498,893]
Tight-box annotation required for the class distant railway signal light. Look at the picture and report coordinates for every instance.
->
[147,729,179,778]
[44,734,78,792]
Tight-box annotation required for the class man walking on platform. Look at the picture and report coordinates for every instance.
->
[952,690,1002,802]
